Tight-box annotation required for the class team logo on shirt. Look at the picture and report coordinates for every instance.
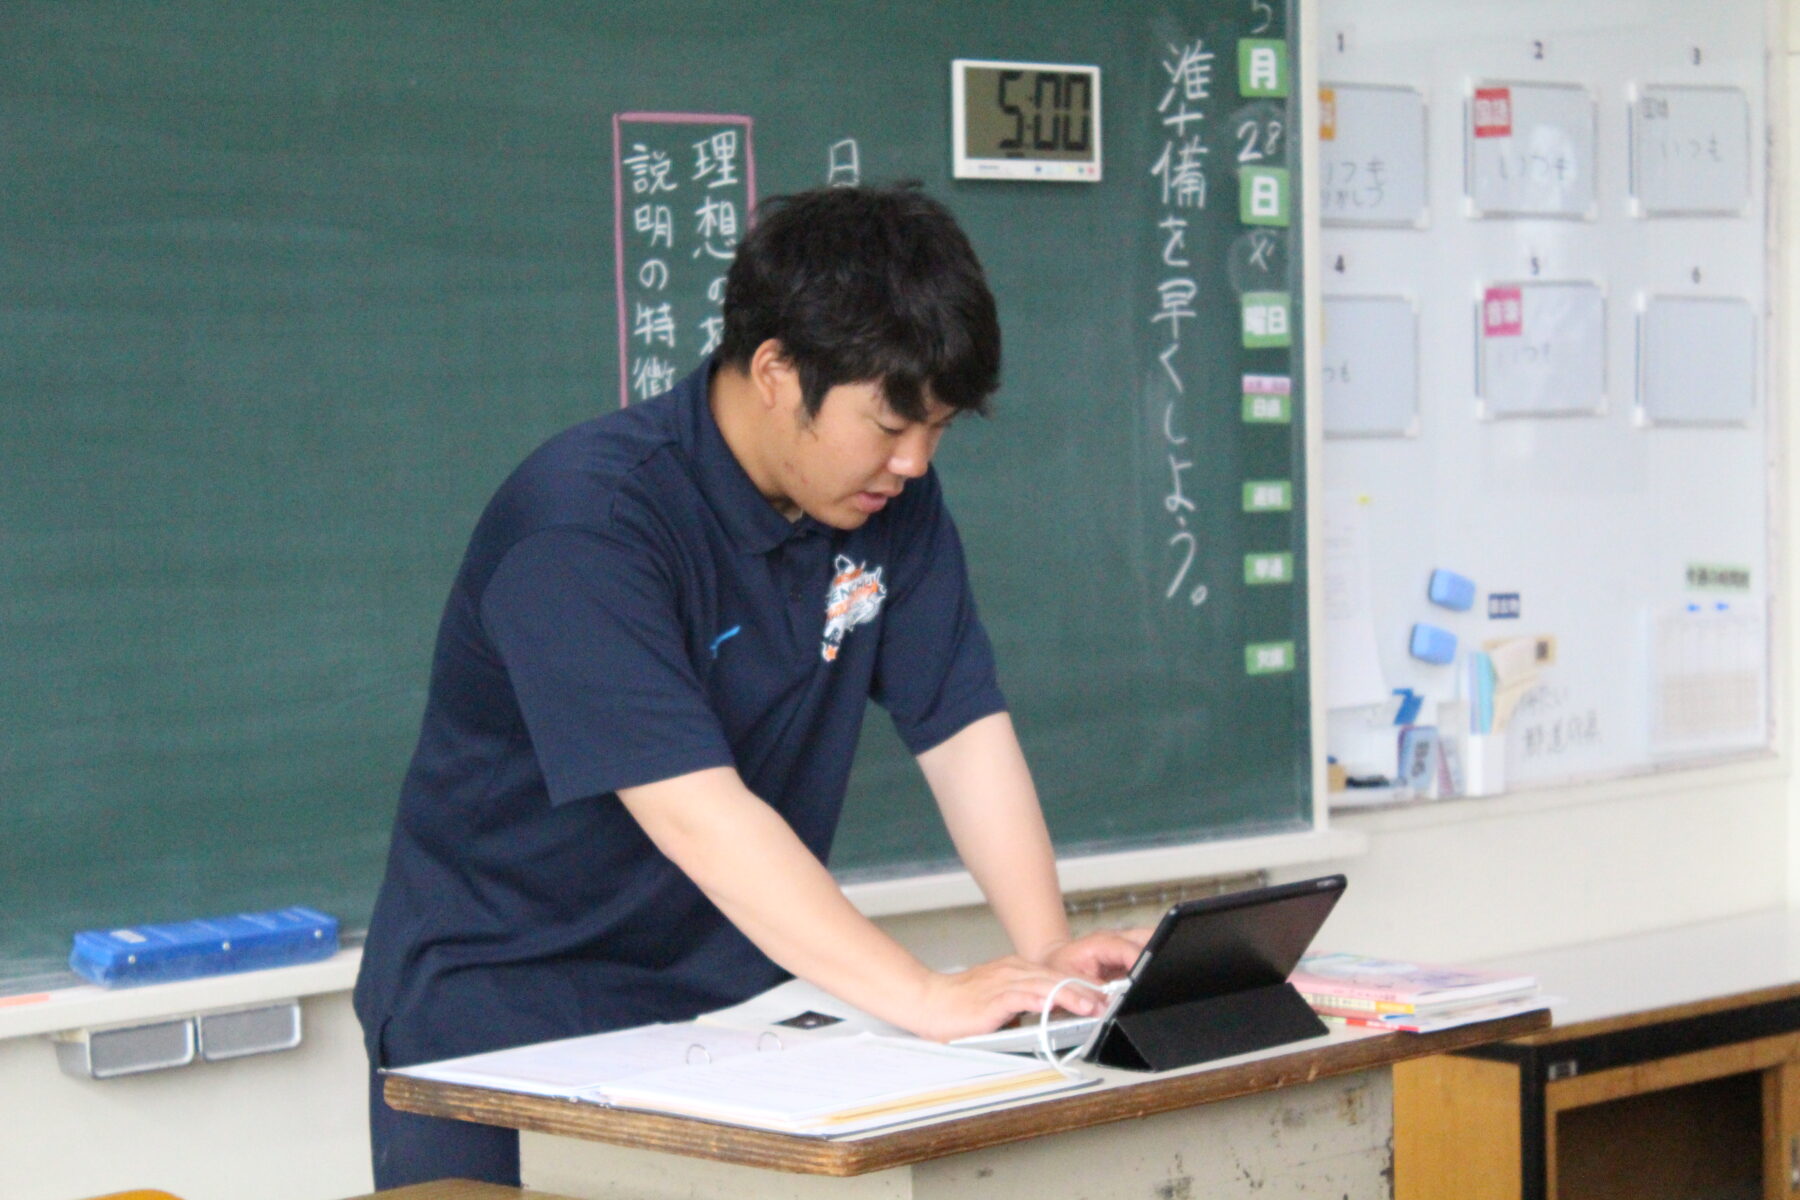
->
[821,556,887,663]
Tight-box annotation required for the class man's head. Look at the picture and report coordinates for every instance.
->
[711,186,1001,529]
[718,184,1002,423]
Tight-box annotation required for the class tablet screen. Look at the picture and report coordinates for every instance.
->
[1112,874,1346,1017]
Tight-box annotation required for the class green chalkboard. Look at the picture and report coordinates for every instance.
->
[0,1,1309,972]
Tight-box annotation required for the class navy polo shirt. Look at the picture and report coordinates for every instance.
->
[353,359,1006,1067]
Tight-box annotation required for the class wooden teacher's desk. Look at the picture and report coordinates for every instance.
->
[386,1012,1546,1200]
[1395,908,1800,1200]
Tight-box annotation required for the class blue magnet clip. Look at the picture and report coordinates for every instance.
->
[1427,569,1476,611]
[1409,623,1458,665]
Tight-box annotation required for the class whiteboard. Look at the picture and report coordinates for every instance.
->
[1316,0,1771,790]
[1477,281,1606,418]
[1320,84,1428,226]
[1322,295,1418,436]
[1637,295,1756,426]
[1465,82,1597,218]
[1630,85,1752,215]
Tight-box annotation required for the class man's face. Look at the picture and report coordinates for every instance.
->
[767,381,956,530]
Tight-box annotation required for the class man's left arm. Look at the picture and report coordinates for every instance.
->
[917,711,1147,980]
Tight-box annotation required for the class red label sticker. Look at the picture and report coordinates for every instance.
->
[1483,286,1524,337]
[1473,87,1513,138]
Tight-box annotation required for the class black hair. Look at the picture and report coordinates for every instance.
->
[718,184,1001,421]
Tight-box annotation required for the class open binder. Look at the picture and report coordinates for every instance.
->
[1087,874,1347,1072]
[387,1023,1089,1137]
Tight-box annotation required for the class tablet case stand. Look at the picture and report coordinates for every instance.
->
[1088,981,1327,1072]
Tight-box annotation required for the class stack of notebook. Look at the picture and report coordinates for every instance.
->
[1290,952,1551,1033]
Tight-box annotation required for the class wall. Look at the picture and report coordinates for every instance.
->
[1,4,1793,1198]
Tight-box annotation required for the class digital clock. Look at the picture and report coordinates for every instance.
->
[952,58,1102,182]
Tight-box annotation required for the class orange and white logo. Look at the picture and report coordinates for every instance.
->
[821,555,887,663]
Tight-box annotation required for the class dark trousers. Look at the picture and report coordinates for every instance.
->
[369,1064,520,1187]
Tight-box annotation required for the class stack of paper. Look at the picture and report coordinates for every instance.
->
[389,1022,1086,1137]
[1291,952,1551,1033]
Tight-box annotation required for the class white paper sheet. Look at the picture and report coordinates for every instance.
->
[1322,492,1390,708]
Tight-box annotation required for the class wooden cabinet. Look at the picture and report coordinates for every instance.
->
[1397,967,1800,1199]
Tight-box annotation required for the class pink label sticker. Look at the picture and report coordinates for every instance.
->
[1242,373,1292,395]
[1482,286,1524,337]
[1473,87,1513,138]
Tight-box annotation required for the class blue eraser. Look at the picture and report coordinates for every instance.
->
[69,906,339,988]
[1409,623,1458,664]
[1427,569,1476,611]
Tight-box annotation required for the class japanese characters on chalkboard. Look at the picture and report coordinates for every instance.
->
[613,114,756,408]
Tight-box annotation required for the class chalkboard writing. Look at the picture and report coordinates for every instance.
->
[613,115,756,406]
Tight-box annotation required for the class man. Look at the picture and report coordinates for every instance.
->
[354,185,1144,1187]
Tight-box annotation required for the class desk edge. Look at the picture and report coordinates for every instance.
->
[385,1011,1549,1177]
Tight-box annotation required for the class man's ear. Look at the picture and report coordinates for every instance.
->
[746,339,800,414]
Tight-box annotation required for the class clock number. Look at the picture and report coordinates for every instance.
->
[1032,73,1064,151]
[1064,73,1092,152]
[998,70,1092,155]
[1692,46,1703,65]
[998,71,1025,150]
[1333,254,1347,274]
[1532,39,1546,60]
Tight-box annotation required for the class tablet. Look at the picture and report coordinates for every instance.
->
[1085,873,1347,1070]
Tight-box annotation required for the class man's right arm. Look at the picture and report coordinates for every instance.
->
[617,767,1107,1042]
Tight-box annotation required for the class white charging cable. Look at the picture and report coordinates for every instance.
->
[1035,977,1133,1076]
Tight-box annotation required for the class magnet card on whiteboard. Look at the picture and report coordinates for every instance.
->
[1476,281,1606,418]
[1322,295,1418,437]
[1409,623,1458,665]
[1465,82,1597,219]
[1319,84,1428,227]
[1428,569,1476,611]
[1630,85,1751,216]
[1636,295,1756,426]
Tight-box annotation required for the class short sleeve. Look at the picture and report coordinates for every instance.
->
[869,473,1007,755]
[479,525,735,804]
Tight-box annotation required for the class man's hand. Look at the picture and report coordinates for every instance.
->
[905,954,1111,1043]
[1037,928,1153,984]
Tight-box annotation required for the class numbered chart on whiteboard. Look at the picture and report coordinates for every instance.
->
[1630,85,1751,215]
[1465,82,1597,218]
[1316,0,1772,792]
[1321,296,1418,437]
[1636,296,1756,425]
[1319,84,1428,227]
[1477,281,1606,417]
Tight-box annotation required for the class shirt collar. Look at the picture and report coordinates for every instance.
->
[675,356,828,554]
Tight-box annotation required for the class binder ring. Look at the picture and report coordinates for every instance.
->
[685,1042,712,1065]
[757,1031,784,1052]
